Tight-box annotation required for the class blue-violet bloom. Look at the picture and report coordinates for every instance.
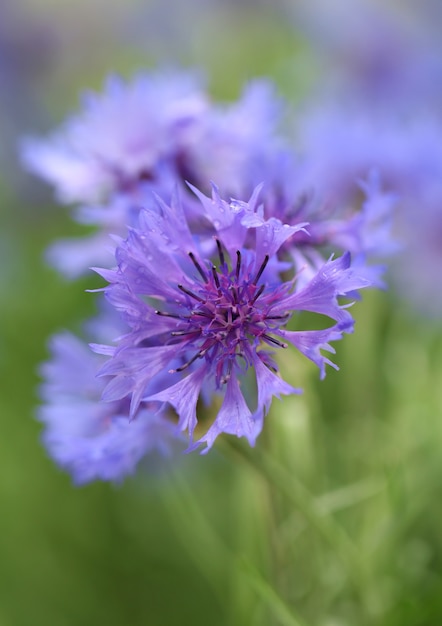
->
[94,185,372,451]
[21,70,208,204]
[38,328,182,484]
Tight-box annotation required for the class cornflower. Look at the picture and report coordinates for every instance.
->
[21,70,208,204]
[94,185,372,451]
[38,318,182,484]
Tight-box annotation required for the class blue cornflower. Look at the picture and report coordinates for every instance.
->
[21,70,208,204]
[293,98,442,313]
[188,79,285,196]
[248,152,397,290]
[38,324,183,484]
[20,71,283,207]
[95,185,372,451]
[20,70,285,279]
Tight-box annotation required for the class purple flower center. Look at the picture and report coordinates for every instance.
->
[155,240,290,387]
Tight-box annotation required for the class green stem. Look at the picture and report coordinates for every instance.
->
[219,438,378,615]
[162,467,313,626]
[239,558,312,626]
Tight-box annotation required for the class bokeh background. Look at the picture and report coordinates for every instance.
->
[2,1,442,624]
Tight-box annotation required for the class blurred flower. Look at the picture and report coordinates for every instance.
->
[294,91,442,314]
[38,320,182,485]
[250,149,396,288]
[393,181,442,317]
[20,71,288,208]
[296,105,442,201]
[188,79,286,196]
[21,67,398,286]
[289,0,442,110]
[20,70,288,279]
[281,0,442,315]
[21,69,209,204]
[94,185,372,451]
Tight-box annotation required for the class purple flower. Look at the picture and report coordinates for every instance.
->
[240,144,397,289]
[392,180,442,317]
[38,327,183,485]
[289,0,442,109]
[95,185,372,451]
[20,71,286,208]
[21,70,208,204]
[294,98,442,312]
[20,71,288,279]
[188,79,286,196]
[296,103,442,204]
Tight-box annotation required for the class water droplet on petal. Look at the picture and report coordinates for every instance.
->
[229,200,244,213]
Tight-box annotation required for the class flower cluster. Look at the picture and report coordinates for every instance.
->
[290,0,442,315]
[23,69,393,482]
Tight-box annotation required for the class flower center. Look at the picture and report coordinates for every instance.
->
[156,240,288,386]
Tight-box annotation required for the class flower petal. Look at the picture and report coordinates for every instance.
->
[273,252,371,326]
[196,375,256,452]
[144,365,208,441]
[278,325,344,379]
[252,352,302,415]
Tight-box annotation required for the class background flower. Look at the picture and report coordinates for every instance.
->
[38,323,183,484]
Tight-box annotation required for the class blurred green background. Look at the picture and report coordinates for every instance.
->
[2,1,442,625]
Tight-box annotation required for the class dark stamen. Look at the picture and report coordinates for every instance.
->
[212,265,221,290]
[178,284,205,303]
[262,333,288,349]
[155,310,181,318]
[230,285,239,303]
[215,238,225,267]
[171,329,202,337]
[189,252,208,283]
[252,254,270,285]
[236,250,241,279]
[170,349,207,373]
[251,284,265,304]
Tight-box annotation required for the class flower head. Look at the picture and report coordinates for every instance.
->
[235,144,397,290]
[21,70,208,204]
[95,185,372,451]
[38,323,183,484]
